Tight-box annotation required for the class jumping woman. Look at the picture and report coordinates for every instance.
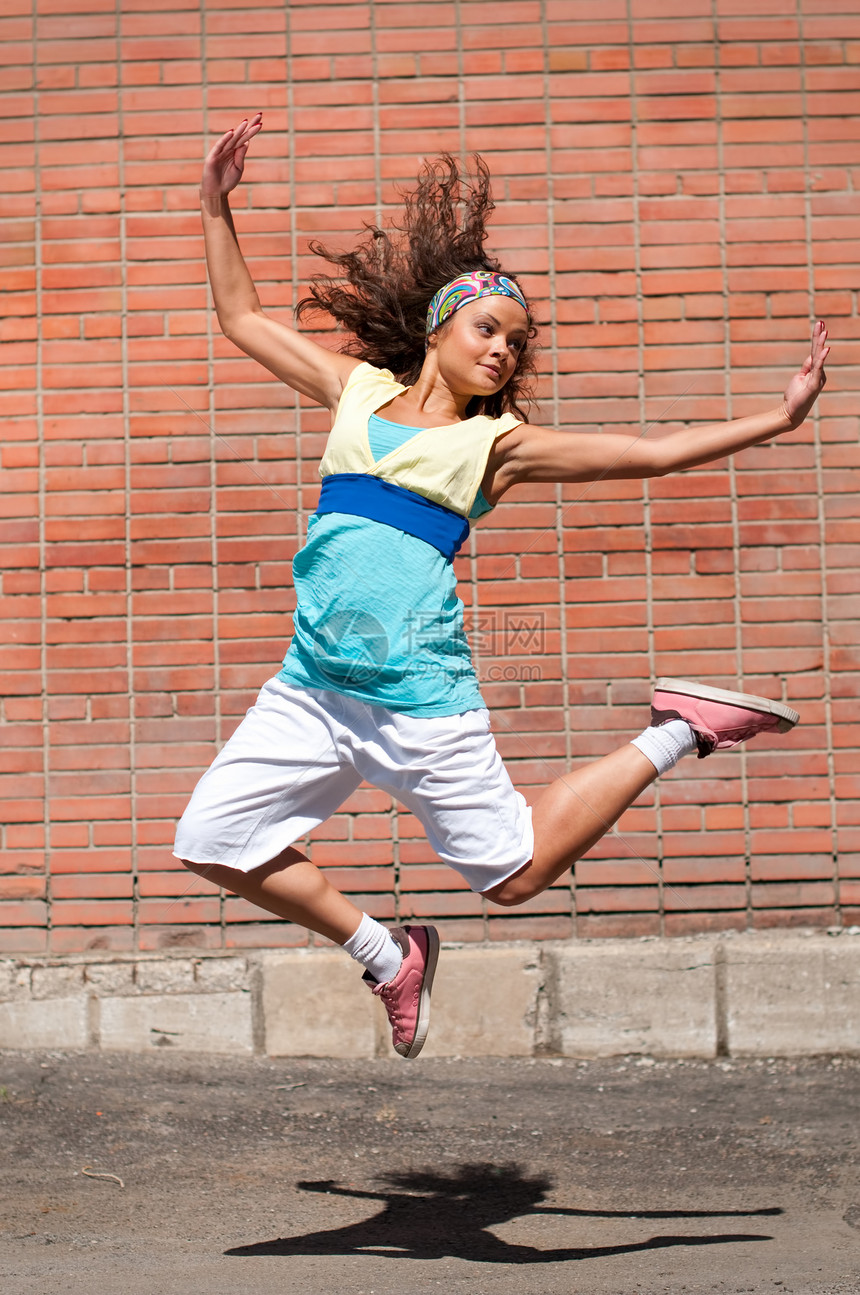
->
[175,113,829,1058]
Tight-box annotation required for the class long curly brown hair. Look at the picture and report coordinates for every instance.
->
[296,154,538,420]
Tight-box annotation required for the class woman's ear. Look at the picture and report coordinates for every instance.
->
[423,330,439,358]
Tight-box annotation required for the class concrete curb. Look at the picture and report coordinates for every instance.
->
[1,928,858,1059]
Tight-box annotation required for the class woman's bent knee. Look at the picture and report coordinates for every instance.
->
[482,863,536,907]
[179,858,245,895]
[180,857,210,877]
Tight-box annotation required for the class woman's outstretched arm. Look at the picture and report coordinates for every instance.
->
[200,112,359,411]
[489,320,829,494]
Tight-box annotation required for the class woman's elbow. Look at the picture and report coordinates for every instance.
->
[218,307,262,350]
[641,447,673,478]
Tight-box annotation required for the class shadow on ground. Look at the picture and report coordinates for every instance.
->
[226,1162,780,1264]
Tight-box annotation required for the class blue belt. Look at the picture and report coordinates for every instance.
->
[315,473,470,561]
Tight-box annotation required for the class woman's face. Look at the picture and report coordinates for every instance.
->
[431,296,530,397]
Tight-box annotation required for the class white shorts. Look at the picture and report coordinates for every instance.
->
[173,677,534,894]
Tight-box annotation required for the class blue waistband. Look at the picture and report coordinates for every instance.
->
[315,473,470,561]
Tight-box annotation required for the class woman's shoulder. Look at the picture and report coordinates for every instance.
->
[343,359,402,391]
[474,409,526,437]
[333,360,408,418]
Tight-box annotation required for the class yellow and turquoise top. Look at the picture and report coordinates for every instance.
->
[277,362,523,716]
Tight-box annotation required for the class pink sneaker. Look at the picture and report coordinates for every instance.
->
[363,925,439,1059]
[652,677,799,758]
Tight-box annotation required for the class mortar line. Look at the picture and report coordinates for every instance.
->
[116,0,139,949]
[371,0,382,228]
[451,0,487,937]
[285,3,302,575]
[797,7,840,924]
[539,0,572,930]
[200,0,225,944]
[712,4,753,931]
[626,0,662,933]
[283,1,308,946]
[367,0,400,924]
[34,0,51,948]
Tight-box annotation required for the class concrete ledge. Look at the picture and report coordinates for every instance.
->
[422,946,542,1058]
[98,992,254,1055]
[263,949,378,1058]
[0,997,89,1051]
[547,938,719,1058]
[0,955,256,1057]
[0,930,858,1059]
[724,933,860,1056]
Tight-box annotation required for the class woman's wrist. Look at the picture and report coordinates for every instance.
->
[779,399,808,432]
[732,404,794,444]
[200,188,229,217]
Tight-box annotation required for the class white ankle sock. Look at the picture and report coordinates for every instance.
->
[342,913,403,985]
[631,718,697,775]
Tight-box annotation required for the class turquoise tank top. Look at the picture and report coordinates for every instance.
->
[278,412,495,716]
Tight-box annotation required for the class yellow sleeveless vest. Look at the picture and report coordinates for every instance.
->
[318,362,523,517]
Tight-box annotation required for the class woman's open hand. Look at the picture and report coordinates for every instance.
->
[781,319,830,428]
[201,112,263,201]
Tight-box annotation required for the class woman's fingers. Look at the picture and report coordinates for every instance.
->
[212,113,263,159]
[810,321,830,382]
[780,321,831,425]
[202,114,263,194]
[795,322,829,388]
[231,113,263,146]
[812,320,828,360]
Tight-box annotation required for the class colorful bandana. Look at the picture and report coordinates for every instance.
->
[425,270,530,336]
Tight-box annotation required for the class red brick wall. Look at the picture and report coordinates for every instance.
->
[2,0,859,956]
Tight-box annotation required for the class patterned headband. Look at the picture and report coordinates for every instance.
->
[425,270,530,336]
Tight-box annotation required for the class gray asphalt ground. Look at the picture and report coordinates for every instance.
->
[1,1049,858,1295]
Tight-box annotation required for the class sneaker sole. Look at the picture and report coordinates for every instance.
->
[400,925,440,1060]
[654,678,799,733]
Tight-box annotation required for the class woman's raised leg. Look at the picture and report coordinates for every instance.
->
[484,677,800,907]
[483,743,657,906]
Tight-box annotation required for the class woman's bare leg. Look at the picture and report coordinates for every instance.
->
[483,743,657,907]
[182,847,363,944]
